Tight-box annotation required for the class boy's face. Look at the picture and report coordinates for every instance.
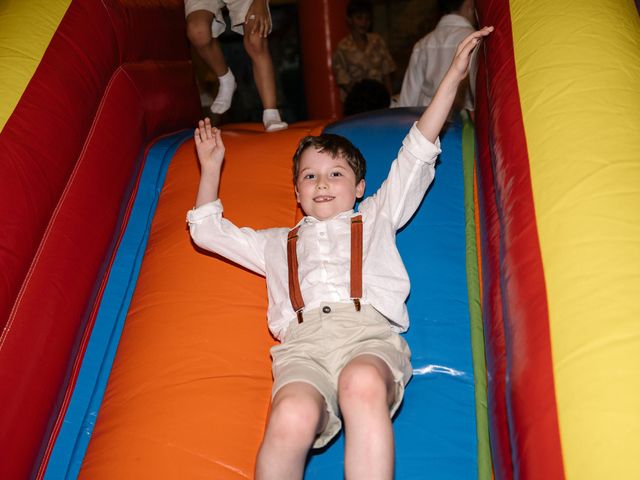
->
[295,148,365,221]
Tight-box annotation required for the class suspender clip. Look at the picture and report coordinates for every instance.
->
[296,309,304,324]
[352,298,361,312]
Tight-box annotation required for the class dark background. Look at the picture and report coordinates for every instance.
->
[190,0,444,123]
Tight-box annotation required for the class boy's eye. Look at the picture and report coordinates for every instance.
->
[303,173,315,180]
[330,171,343,177]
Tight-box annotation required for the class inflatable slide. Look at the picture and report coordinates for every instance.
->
[1,0,639,479]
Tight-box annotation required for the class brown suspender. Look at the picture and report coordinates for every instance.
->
[287,215,363,324]
[350,215,363,312]
[286,225,305,324]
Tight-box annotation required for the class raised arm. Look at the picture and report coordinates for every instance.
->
[189,118,270,275]
[194,117,225,208]
[417,26,493,142]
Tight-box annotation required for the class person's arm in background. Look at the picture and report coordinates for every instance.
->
[244,0,271,37]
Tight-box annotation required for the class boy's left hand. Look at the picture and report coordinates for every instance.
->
[245,0,270,38]
[194,117,225,172]
[450,26,493,80]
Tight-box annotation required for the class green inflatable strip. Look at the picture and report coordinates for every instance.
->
[462,115,493,480]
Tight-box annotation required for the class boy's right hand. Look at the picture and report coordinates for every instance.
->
[195,117,225,172]
[449,26,493,82]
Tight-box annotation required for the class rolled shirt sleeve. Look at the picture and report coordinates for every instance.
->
[187,200,268,276]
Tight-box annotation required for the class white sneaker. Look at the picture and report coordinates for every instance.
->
[263,108,288,132]
[210,69,237,114]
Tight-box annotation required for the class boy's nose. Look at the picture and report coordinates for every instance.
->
[315,178,328,189]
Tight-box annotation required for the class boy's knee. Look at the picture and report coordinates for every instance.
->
[186,21,212,48]
[338,361,390,410]
[268,390,324,444]
[243,34,268,58]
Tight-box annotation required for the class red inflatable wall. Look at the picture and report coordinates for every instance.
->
[0,1,200,478]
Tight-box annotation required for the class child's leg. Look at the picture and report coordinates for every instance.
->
[186,11,228,77]
[186,10,237,114]
[255,382,328,480]
[243,33,276,108]
[243,33,287,131]
[338,354,396,480]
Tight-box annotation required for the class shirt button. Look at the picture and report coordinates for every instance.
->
[322,306,331,314]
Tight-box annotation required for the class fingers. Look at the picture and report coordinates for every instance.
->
[214,127,224,149]
[194,119,204,145]
[245,13,269,38]
[261,17,271,38]
[195,118,220,145]
[458,26,493,51]
[204,116,213,139]
[456,26,494,59]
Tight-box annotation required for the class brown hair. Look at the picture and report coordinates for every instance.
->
[292,134,366,184]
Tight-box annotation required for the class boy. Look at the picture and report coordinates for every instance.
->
[185,0,287,132]
[187,27,492,480]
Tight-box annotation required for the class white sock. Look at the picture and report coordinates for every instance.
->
[263,108,288,132]
[210,69,236,114]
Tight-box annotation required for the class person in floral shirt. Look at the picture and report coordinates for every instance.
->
[332,0,396,102]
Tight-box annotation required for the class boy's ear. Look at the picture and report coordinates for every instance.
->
[294,186,300,202]
[356,179,366,199]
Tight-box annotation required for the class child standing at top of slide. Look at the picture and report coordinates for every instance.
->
[187,27,492,480]
[185,0,287,132]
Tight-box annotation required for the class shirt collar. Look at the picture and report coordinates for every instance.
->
[295,209,356,227]
[438,13,473,29]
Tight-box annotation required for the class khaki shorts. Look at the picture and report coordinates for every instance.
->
[270,303,413,449]
[184,0,272,37]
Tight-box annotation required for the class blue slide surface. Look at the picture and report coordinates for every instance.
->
[309,109,478,479]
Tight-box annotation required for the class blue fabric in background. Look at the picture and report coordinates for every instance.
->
[308,108,478,479]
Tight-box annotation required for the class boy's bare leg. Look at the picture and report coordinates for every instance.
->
[256,382,328,480]
[338,354,396,480]
[243,32,277,108]
[243,32,287,131]
[186,11,228,77]
[186,11,237,115]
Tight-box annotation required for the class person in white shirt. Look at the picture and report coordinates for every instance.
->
[397,0,477,113]
[187,27,492,480]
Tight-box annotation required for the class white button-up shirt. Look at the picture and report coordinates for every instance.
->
[187,124,441,340]
[397,14,476,109]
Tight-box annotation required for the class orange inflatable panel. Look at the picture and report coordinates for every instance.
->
[80,122,325,479]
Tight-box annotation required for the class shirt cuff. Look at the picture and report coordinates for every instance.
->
[403,122,442,162]
[186,199,223,224]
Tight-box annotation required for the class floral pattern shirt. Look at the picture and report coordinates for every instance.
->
[332,32,396,99]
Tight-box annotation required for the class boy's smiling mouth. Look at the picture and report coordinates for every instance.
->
[313,195,335,202]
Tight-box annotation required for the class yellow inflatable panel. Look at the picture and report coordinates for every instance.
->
[511,0,640,478]
[0,0,71,131]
